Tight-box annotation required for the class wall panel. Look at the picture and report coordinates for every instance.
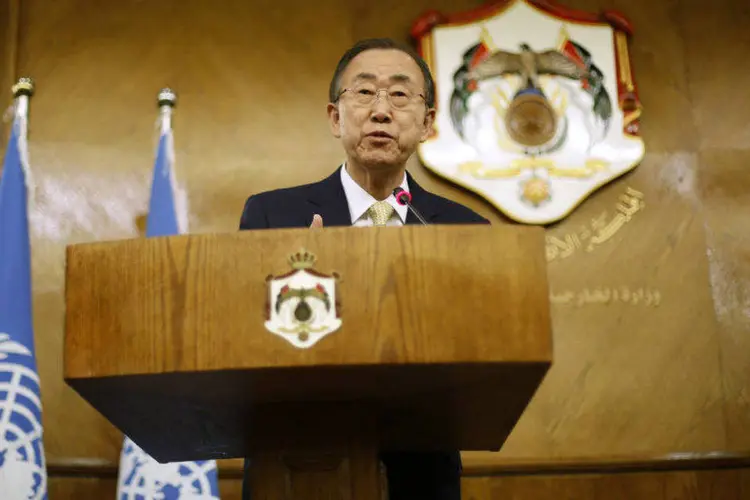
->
[0,0,746,486]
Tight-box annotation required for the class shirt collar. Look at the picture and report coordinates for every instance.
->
[339,163,409,224]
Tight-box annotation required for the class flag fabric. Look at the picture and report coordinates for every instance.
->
[0,90,48,499]
[144,120,180,237]
[116,94,221,499]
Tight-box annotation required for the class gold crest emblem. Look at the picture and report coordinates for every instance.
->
[412,0,644,224]
[264,249,342,349]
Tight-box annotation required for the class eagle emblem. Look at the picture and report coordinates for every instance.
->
[468,42,589,90]
[264,249,342,349]
[412,0,644,225]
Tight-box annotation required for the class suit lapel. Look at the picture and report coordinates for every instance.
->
[306,166,353,227]
[404,171,438,225]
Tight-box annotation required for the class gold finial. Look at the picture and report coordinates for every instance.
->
[12,77,34,98]
[288,248,316,270]
[157,87,177,108]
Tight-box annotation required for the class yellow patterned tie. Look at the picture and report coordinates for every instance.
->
[368,201,395,226]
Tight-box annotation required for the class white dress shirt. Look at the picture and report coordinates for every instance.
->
[340,164,409,227]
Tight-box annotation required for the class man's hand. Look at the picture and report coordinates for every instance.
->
[310,214,323,228]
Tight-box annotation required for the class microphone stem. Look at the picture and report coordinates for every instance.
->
[407,205,429,225]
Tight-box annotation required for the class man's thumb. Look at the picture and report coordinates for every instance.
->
[310,214,323,228]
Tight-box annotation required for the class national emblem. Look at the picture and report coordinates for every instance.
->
[264,249,342,349]
[411,0,645,225]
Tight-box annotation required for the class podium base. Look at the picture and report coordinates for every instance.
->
[249,442,384,500]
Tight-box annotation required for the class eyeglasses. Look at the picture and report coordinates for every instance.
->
[337,85,426,109]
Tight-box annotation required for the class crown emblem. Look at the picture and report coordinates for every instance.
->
[266,247,341,349]
[288,248,316,270]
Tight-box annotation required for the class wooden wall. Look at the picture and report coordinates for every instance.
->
[460,467,750,499]
[1,0,748,497]
[49,463,750,499]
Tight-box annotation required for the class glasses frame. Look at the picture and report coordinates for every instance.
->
[335,86,427,110]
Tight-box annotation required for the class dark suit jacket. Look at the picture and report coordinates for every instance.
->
[239,166,489,230]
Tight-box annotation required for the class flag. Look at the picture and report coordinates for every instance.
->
[116,89,220,499]
[0,80,48,499]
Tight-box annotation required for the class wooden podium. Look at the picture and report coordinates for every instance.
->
[63,225,552,499]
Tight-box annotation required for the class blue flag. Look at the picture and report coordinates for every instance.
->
[0,108,48,497]
[116,107,221,499]
[145,131,180,236]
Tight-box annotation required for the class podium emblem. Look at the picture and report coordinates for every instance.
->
[265,249,342,349]
[412,0,645,224]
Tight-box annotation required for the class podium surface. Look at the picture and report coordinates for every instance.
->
[64,225,552,497]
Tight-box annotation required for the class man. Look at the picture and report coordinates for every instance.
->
[239,38,488,500]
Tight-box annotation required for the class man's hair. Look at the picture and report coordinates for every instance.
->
[328,38,436,108]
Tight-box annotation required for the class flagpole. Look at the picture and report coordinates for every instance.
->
[153,87,186,234]
[11,76,33,111]
[156,87,176,176]
[157,87,176,134]
[10,77,35,202]
[116,88,218,499]
[0,75,48,499]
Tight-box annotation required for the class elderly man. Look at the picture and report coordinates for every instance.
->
[239,37,488,500]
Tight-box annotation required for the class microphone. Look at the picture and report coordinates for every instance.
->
[393,187,428,225]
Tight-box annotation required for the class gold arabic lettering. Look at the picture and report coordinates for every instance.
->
[550,286,661,307]
[546,186,645,262]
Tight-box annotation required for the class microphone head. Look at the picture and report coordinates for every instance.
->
[393,187,411,206]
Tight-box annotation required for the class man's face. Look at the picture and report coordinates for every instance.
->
[327,49,435,171]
